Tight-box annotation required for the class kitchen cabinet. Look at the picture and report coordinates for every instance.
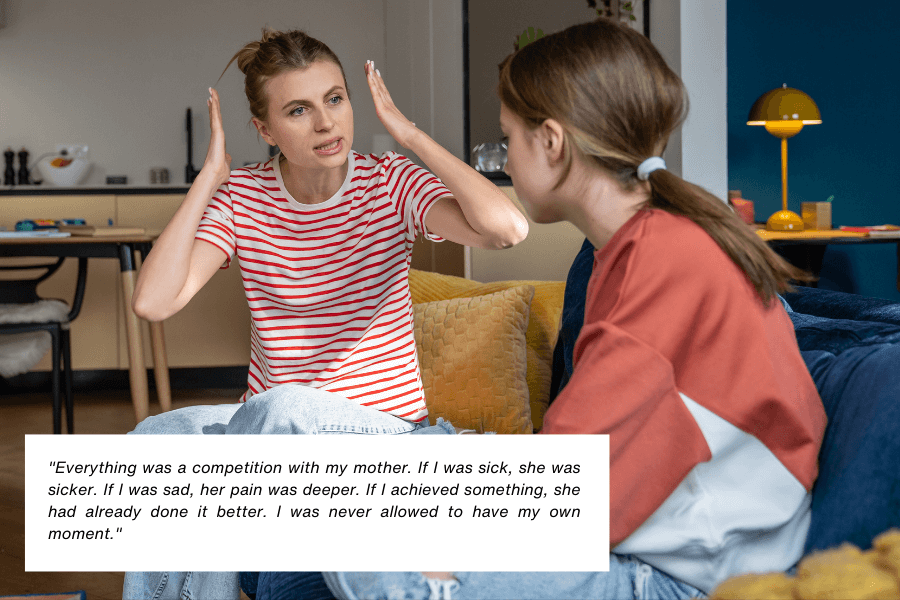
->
[1,192,249,371]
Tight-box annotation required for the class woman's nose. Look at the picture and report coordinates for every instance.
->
[315,112,335,131]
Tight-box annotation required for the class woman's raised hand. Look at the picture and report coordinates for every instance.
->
[366,61,419,149]
[204,87,232,187]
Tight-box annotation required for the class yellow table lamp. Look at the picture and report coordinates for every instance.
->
[747,84,822,231]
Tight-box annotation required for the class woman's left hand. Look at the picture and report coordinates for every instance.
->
[366,60,419,149]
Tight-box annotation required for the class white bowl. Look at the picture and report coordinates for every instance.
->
[37,156,92,186]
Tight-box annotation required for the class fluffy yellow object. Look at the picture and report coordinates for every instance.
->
[708,529,900,600]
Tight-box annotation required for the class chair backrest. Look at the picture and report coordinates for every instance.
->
[0,257,66,304]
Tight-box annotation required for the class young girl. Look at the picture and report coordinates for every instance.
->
[122,27,526,600]
[323,18,827,600]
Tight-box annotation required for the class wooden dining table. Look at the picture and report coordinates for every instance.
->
[0,233,170,423]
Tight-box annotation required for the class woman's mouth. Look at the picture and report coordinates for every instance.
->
[314,138,343,155]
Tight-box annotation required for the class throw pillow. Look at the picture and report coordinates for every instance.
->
[412,285,534,434]
[408,269,564,430]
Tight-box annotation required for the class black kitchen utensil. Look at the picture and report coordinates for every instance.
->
[4,147,15,185]
[185,108,201,184]
[17,148,30,184]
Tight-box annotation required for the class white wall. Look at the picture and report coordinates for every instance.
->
[383,0,464,162]
[653,0,728,201]
[0,0,387,187]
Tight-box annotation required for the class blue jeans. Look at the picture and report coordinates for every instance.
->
[122,384,455,600]
[323,556,705,600]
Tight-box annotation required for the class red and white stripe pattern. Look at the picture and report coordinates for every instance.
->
[195,151,450,422]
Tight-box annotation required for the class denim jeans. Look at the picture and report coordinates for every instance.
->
[122,384,456,600]
[323,555,706,600]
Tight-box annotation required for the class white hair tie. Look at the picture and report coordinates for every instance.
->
[637,157,666,181]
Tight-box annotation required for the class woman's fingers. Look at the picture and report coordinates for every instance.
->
[208,88,224,136]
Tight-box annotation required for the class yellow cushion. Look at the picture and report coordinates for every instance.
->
[413,286,534,434]
[409,269,565,430]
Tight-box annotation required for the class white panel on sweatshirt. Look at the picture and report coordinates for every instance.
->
[613,393,811,594]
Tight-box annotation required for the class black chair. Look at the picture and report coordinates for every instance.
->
[0,257,88,433]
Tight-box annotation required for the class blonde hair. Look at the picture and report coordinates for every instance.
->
[498,18,809,304]
[220,27,348,122]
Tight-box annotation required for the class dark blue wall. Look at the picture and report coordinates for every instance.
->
[727,1,900,300]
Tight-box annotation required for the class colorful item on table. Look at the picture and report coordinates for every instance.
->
[838,225,900,237]
[15,218,86,231]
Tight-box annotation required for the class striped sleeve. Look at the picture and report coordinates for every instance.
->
[382,153,451,243]
[195,182,237,268]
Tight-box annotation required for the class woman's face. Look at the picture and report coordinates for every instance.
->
[254,60,353,171]
[499,103,557,223]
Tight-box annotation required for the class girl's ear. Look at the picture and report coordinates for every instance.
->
[540,118,567,164]
[253,118,276,146]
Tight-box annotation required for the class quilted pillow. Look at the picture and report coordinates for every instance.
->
[408,269,565,430]
[412,285,534,434]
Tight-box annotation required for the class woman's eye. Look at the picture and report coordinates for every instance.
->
[329,96,342,105]
[291,106,306,116]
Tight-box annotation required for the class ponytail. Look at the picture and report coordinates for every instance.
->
[645,169,811,305]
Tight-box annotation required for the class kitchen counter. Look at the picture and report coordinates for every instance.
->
[0,185,190,196]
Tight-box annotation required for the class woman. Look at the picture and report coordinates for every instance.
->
[323,17,827,600]
[122,27,526,600]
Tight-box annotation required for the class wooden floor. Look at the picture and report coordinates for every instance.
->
[0,387,246,599]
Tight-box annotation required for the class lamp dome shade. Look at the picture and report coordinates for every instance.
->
[747,85,821,125]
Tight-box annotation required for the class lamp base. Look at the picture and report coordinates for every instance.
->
[766,209,805,232]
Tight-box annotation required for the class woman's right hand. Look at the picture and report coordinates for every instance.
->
[204,87,232,187]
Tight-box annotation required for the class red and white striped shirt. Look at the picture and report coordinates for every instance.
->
[195,151,450,422]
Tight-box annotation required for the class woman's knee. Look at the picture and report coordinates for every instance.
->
[225,385,333,434]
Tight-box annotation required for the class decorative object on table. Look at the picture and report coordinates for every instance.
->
[587,0,650,37]
[471,142,508,173]
[14,219,85,232]
[838,224,900,238]
[15,219,59,231]
[105,175,127,185]
[802,196,833,230]
[727,190,755,225]
[185,107,201,184]
[35,146,92,187]
[747,84,822,232]
[149,167,170,184]
[4,147,15,185]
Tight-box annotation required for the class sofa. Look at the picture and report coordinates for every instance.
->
[243,245,900,598]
